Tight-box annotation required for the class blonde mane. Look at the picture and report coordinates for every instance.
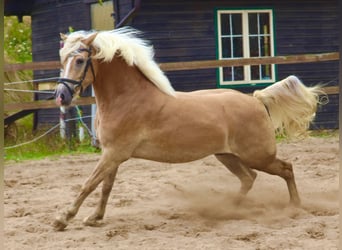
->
[60,28,175,97]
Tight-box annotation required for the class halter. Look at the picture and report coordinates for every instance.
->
[57,47,95,97]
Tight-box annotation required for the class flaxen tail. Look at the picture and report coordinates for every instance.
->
[253,75,327,138]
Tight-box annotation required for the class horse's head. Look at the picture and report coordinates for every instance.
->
[55,32,98,106]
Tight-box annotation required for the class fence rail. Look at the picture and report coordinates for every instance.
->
[4,52,339,72]
[159,52,340,71]
[4,52,340,112]
[4,61,61,72]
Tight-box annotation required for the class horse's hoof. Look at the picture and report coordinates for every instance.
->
[53,217,68,231]
[83,216,104,227]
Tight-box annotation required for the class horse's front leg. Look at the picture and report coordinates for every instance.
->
[53,155,119,231]
[83,168,117,226]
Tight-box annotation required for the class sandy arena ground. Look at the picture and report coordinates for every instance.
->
[4,135,339,249]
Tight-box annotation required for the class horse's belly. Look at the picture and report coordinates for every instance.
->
[132,129,229,163]
[132,147,215,163]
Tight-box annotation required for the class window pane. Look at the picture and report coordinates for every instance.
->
[259,13,270,34]
[233,66,244,81]
[261,36,271,56]
[251,65,260,80]
[233,37,243,57]
[221,14,230,35]
[221,37,231,58]
[223,67,232,81]
[262,65,272,79]
[249,37,259,57]
[231,14,242,35]
[248,13,258,35]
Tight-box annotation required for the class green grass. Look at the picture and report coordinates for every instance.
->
[5,138,100,162]
[308,129,339,138]
[4,124,100,163]
[275,129,339,142]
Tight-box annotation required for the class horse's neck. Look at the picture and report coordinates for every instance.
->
[93,58,162,112]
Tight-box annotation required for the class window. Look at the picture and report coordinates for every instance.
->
[216,9,275,86]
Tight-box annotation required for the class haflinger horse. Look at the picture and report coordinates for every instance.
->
[54,27,325,231]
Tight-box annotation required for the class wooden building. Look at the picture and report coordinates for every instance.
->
[5,0,339,130]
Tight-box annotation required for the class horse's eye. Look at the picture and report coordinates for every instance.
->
[76,58,85,65]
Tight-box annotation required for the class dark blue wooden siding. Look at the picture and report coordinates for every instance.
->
[115,0,338,129]
[113,0,135,24]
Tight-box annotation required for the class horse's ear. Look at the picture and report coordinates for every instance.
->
[60,33,67,41]
[81,32,98,46]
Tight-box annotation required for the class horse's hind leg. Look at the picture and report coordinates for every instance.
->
[83,168,118,226]
[257,158,300,206]
[215,153,257,198]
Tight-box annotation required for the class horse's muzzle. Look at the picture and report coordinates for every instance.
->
[55,83,73,106]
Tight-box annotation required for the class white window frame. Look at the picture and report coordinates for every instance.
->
[216,9,275,86]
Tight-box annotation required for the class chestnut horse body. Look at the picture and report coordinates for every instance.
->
[53,28,324,231]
